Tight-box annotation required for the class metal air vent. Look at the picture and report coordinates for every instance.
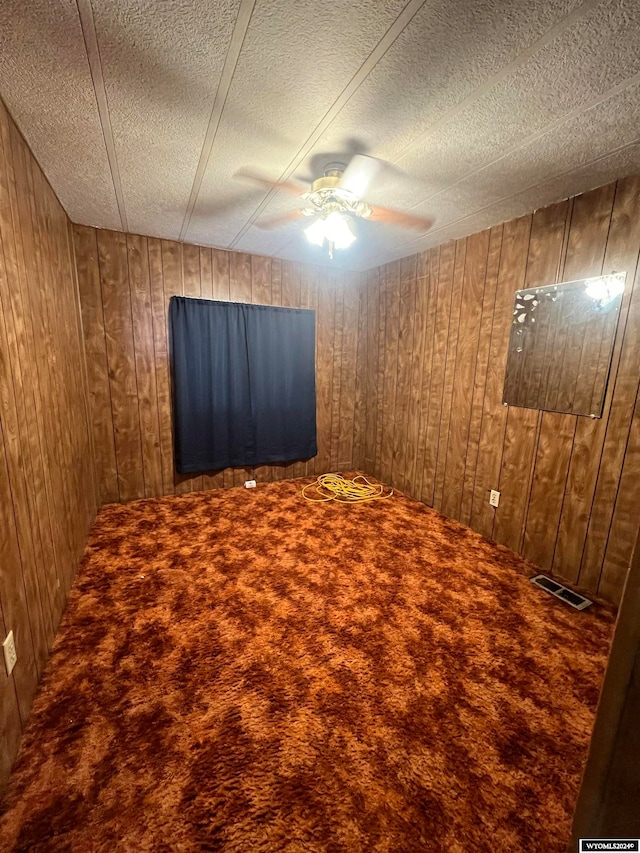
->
[530,574,592,610]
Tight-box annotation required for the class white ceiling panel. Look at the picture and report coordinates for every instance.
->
[360,80,640,264]
[184,0,409,248]
[406,140,640,262]
[0,0,638,271]
[0,0,121,229]
[387,0,640,204]
[92,0,242,237]
[280,0,585,172]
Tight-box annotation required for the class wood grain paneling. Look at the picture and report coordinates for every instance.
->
[442,230,488,521]
[0,99,96,792]
[98,229,145,502]
[434,239,465,513]
[357,176,640,605]
[74,227,362,503]
[494,203,567,553]
[460,226,503,526]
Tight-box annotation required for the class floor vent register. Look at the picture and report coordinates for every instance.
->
[530,574,593,610]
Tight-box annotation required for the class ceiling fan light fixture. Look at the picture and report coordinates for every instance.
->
[303,216,327,247]
[304,211,356,251]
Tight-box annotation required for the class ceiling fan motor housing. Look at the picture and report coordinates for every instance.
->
[304,162,372,219]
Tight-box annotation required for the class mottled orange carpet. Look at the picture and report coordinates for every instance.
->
[0,476,614,852]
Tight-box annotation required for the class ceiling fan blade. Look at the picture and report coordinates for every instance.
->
[338,155,386,199]
[256,209,304,230]
[234,167,307,196]
[368,205,434,232]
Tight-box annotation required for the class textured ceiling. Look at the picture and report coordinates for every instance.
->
[1,0,639,271]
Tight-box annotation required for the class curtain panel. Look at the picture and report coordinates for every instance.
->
[169,296,317,473]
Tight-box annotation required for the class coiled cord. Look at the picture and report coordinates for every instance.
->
[301,473,393,503]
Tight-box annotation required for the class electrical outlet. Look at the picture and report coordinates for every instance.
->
[3,630,17,676]
[489,489,500,508]
[244,479,257,489]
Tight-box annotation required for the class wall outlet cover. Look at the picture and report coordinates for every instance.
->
[489,489,500,508]
[3,630,17,676]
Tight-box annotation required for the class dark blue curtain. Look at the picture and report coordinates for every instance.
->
[169,296,317,473]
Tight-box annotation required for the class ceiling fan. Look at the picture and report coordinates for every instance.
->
[236,155,434,259]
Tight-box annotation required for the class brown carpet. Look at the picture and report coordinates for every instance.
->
[0,476,614,852]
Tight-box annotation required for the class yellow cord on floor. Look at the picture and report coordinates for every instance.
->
[302,473,393,503]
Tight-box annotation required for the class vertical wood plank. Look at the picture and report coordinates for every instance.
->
[0,430,38,723]
[305,266,319,477]
[200,247,214,300]
[417,248,440,504]
[0,294,43,689]
[198,247,221,492]
[363,268,380,473]
[74,226,119,503]
[338,272,359,470]
[352,273,367,471]
[229,251,252,486]
[393,257,417,493]
[279,261,302,480]
[330,273,344,472]
[433,240,464,511]
[493,203,568,552]
[580,177,640,592]
[251,254,273,482]
[315,269,335,476]
[159,241,183,494]
[293,262,311,478]
[127,234,163,498]
[460,226,503,525]
[11,154,67,638]
[210,249,233,488]
[0,592,21,795]
[442,231,488,521]
[424,245,455,505]
[149,240,174,496]
[251,253,271,305]
[230,251,252,303]
[380,261,400,486]
[599,396,640,604]
[98,229,144,502]
[27,154,75,612]
[405,253,428,500]
[212,249,230,300]
[175,243,203,493]
[470,215,532,539]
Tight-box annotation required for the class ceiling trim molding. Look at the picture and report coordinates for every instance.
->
[179,0,257,241]
[76,0,128,231]
[227,0,428,249]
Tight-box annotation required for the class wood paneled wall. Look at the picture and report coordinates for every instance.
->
[0,101,96,790]
[73,226,361,504]
[354,176,640,605]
